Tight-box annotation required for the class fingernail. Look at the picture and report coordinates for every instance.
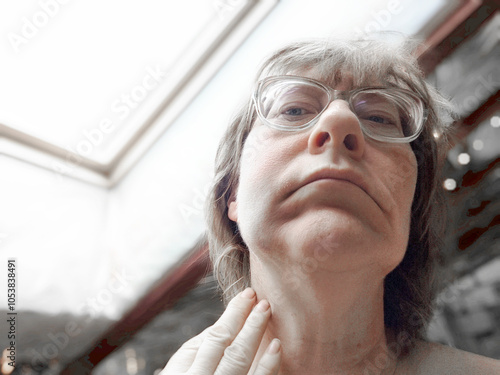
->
[256,299,270,312]
[267,338,281,354]
[241,287,255,299]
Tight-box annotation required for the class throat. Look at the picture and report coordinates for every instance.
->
[250,255,397,374]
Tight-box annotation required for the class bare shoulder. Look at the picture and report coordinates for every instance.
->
[402,340,500,375]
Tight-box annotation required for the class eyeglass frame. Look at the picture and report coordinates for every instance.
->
[252,75,427,143]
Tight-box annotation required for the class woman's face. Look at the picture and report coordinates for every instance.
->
[228,72,418,277]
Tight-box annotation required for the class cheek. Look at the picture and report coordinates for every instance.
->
[239,124,274,167]
[236,128,280,222]
[371,146,417,270]
[239,132,278,193]
[381,144,417,198]
[396,148,418,201]
[238,125,298,192]
[382,145,418,232]
[368,143,418,240]
[236,126,300,249]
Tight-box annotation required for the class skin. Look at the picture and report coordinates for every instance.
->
[161,288,282,375]
[161,73,500,374]
[229,75,415,374]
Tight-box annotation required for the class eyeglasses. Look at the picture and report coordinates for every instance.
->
[252,75,426,143]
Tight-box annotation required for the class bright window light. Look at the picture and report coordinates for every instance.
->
[0,0,237,164]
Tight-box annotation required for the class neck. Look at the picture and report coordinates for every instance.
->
[248,251,398,375]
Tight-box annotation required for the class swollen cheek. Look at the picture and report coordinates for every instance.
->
[241,153,279,187]
[238,174,272,218]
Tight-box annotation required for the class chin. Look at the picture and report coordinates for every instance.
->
[273,213,407,275]
[240,208,408,275]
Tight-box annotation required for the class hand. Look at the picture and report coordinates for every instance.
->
[160,287,282,375]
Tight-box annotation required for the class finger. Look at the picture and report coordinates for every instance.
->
[214,299,271,374]
[252,339,282,375]
[161,333,204,374]
[189,288,257,374]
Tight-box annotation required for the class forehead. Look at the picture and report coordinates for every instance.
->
[269,67,386,91]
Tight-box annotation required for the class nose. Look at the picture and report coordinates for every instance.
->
[307,100,365,161]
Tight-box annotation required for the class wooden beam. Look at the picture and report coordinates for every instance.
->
[458,214,500,250]
[60,239,210,374]
[418,0,498,75]
[448,91,500,150]
[459,157,500,190]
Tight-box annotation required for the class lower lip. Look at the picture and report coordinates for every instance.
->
[292,178,365,204]
[294,178,378,209]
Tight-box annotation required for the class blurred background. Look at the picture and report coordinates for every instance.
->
[0,0,498,374]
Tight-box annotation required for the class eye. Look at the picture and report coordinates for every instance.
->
[267,100,320,125]
[259,81,329,128]
[365,114,395,125]
[276,103,319,125]
[352,96,400,127]
[283,107,309,116]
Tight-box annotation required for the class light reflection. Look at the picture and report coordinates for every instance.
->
[125,347,138,375]
[472,139,484,150]
[491,116,500,128]
[458,153,471,165]
[444,178,457,190]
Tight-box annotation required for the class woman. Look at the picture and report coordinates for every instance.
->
[162,37,500,374]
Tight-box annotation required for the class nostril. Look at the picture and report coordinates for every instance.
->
[343,134,357,151]
[316,132,330,147]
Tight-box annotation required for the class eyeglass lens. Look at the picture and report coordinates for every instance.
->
[258,79,420,139]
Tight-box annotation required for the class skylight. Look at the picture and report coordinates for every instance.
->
[0,0,258,167]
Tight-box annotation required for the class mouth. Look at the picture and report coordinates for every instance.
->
[295,167,379,208]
